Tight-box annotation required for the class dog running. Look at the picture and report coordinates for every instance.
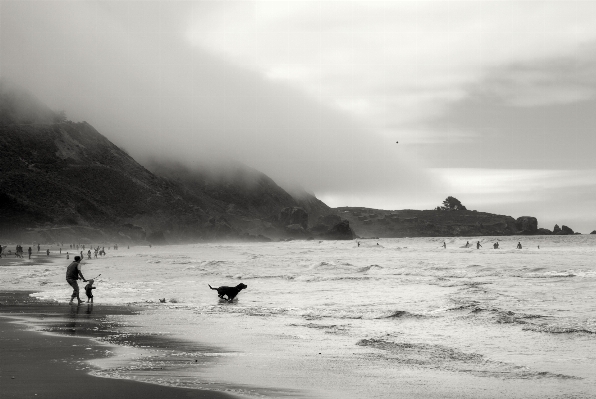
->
[208,283,247,302]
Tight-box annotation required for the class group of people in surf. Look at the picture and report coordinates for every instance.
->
[443,240,526,249]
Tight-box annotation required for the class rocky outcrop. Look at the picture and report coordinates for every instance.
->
[561,225,574,235]
[318,214,342,227]
[322,220,354,240]
[277,207,308,230]
[591,230,596,234]
[552,224,575,235]
[285,224,308,237]
[515,216,538,235]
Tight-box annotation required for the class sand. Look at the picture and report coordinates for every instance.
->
[0,291,235,399]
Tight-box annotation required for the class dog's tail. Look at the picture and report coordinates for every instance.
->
[208,284,216,290]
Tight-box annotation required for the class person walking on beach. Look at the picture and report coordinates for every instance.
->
[476,241,482,249]
[28,247,32,259]
[66,256,87,305]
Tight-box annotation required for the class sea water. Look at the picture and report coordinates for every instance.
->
[6,236,596,398]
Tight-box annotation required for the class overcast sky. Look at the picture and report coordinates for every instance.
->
[2,1,595,232]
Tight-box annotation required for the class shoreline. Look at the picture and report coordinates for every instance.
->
[0,291,239,399]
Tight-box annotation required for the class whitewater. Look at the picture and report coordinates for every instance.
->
[4,235,596,398]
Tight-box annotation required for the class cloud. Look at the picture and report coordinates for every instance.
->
[432,168,596,197]
[186,1,596,136]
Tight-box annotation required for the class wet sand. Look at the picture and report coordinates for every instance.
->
[0,291,236,399]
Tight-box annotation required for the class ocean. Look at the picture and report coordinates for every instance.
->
[6,235,596,398]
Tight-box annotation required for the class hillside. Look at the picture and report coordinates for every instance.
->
[0,83,332,243]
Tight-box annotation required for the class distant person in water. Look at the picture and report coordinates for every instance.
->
[493,242,499,249]
[66,256,87,305]
[443,242,446,249]
[87,250,91,259]
[464,241,470,248]
[28,247,32,259]
[37,244,40,252]
[0,244,3,258]
[517,242,522,249]
[476,241,482,249]
[46,249,50,256]
[66,252,69,259]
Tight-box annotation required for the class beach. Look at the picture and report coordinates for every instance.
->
[1,237,596,398]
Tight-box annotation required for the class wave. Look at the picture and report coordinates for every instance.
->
[522,324,596,335]
[447,302,546,326]
[519,270,576,278]
[355,338,579,380]
[376,310,426,319]
[357,265,383,273]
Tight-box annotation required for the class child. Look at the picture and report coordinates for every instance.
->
[85,279,96,303]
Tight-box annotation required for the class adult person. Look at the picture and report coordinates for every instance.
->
[464,241,470,248]
[476,241,482,249]
[443,242,446,249]
[516,242,522,249]
[37,244,40,252]
[66,256,87,305]
[28,247,32,259]
[0,244,3,258]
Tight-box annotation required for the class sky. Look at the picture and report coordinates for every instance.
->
[1,1,595,232]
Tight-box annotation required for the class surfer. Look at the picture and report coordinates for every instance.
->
[476,241,482,249]
[516,242,522,249]
[465,241,470,248]
[493,242,499,249]
[443,242,446,249]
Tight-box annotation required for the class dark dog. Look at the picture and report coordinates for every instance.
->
[208,283,247,302]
